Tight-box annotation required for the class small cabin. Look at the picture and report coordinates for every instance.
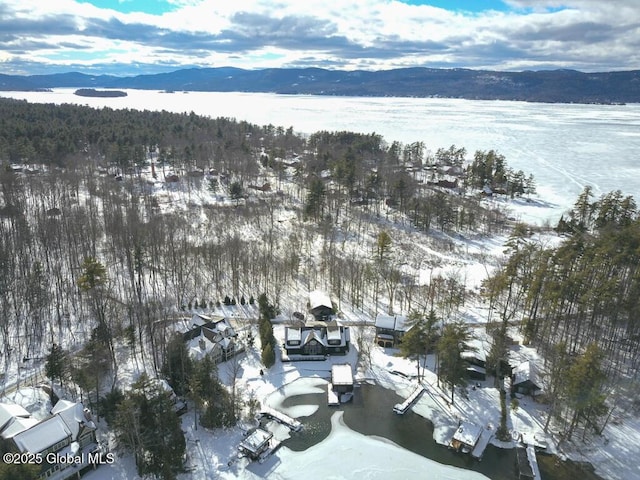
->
[308,290,334,321]
[511,361,542,397]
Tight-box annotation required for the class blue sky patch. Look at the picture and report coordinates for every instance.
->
[79,0,175,15]
[402,0,509,12]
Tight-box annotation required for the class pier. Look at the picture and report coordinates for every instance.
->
[260,406,303,432]
[393,384,426,414]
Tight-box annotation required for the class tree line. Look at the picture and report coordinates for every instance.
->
[484,186,640,441]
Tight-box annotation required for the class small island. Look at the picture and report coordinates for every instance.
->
[74,88,127,98]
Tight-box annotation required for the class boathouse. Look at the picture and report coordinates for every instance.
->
[239,428,274,461]
[449,421,483,453]
[331,364,354,394]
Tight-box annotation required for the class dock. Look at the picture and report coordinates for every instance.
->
[393,384,426,414]
[260,406,302,432]
[526,444,542,479]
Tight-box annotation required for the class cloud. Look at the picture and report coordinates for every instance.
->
[0,0,638,74]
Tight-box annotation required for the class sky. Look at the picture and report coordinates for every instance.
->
[1,0,639,76]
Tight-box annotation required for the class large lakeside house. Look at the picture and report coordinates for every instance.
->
[0,399,101,480]
[181,313,243,364]
[283,320,350,358]
[282,291,350,359]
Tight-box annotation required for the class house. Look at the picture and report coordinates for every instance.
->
[152,379,187,415]
[238,428,274,461]
[462,346,487,381]
[308,290,334,321]
[183,314,242,364]
[374,314,410,348]
[0,399,100,480]
[283,321,350,357]
[511,361,542,397]
[449,421,483,454]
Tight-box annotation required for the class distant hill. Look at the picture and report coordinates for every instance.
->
[2,67,639,104]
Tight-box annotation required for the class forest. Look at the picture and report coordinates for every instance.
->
[0,97,634,477]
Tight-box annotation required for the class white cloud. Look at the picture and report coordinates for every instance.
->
[1,0,638,74]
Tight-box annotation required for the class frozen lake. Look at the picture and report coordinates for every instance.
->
[3,89,639,222]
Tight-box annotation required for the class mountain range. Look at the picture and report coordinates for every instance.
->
[1,67,639,104]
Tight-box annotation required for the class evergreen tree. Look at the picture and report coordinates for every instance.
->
[400,309,439,380]
[261,342,276,368]
[0,462,39,480]
[190,356,236,428]
[437,322,473,404]
[229,181,244,203]
[161,334,193,396]
[565,343,607,440]
[304,177,326,221]
[115,374,186,480]
[45,343,68,386]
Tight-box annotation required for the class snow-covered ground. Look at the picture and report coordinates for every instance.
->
[1,92,638,479]
[2,184,632,480]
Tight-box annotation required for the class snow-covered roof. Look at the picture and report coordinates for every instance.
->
[461,350,486,363]
[51,400,94,441]
[331,364,354,386]
[326,324,342,342]
[303,329,324,346]
[0,416,39,439]
[375,314,396,330]
[286,327,302,342]
[13,415,71,453]
[0,403,31,432]
[375,314,410,332]
[239,428,273,454]
[50,399,75,415]
[452,422,483,448]
[309,290,332,310]
[513,361,541,388]
[285,325,348,349]
[186,319,235,360]
[191,313,213,326]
